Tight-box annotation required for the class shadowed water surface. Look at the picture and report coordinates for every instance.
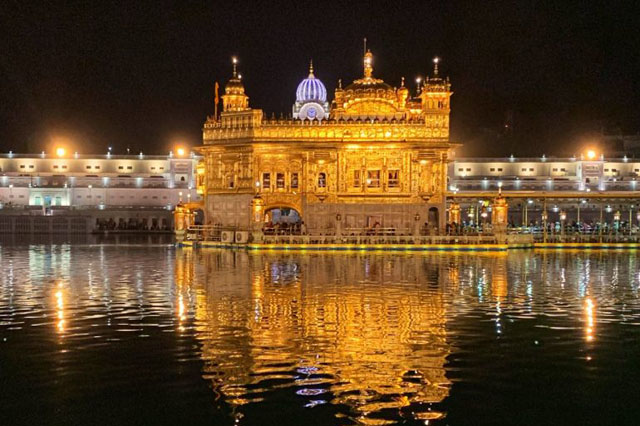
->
[1,243,639,425]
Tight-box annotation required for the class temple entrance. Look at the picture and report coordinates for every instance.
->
[263,207,303,235]
[428,207,439,229]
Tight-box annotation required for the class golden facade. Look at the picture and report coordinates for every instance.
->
[197,51,455,233]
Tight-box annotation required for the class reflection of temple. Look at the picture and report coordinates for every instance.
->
[197,51,454,234]
[187,251,452,423]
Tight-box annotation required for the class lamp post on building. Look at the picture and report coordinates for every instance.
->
[542,208,548,243]
[480,205,488,233]
[560,210,567,241]
[614,210,621,235]
[467,207,474,231]
[599,204,604,243]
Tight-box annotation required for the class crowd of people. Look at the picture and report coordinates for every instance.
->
[262,221,307,235]
[95,218,170,232]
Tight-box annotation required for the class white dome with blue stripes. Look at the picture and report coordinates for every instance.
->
[296,61,327,103]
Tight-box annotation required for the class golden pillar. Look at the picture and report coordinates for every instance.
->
[174,204,194,242]
[250,195,265,241]
[448,202,461,225]
[492,190,509,242]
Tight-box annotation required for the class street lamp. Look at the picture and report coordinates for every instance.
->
[480,205,488,232]
[560,210,567,240]
[542,209,548,243]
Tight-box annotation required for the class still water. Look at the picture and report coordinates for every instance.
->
[1,243,640,425]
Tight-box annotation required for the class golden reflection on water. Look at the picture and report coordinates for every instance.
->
[584,297,595,342]
[174,251,511,424]
[55,281,65,334]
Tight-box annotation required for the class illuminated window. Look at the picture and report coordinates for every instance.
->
[367,170,380,188]
[262,173,271,189]
[388,170,400,187]
[34,196,41,205]
[276,173,285,189]
[318,172,326,188]
[291,173,299,189]
[353,170,361,187]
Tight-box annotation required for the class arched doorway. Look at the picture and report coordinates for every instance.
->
[428,207,439,230]
[263,206,302,235]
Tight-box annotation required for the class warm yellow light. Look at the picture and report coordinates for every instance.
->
[176,147,186,157]
[586,150,596,160]
[56,147,66,157]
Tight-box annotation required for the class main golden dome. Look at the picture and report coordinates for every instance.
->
[331,50,409,120]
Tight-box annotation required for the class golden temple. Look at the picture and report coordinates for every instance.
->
[196,50,455,236]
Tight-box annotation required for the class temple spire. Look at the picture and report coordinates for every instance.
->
[364,49,373,78]
[232,56,238,78]
[433,56,440,77]
[308,59,314,77]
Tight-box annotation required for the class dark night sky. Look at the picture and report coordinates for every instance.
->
[1,1,639,156]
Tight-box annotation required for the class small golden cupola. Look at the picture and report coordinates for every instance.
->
[330,50,409,121]
[421,57,453,137]
[397,77,409,109]
[222,57,250,112]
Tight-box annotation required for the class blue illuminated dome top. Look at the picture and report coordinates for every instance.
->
[296,61,327,103]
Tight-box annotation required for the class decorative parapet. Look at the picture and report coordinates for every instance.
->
[203,120,450,143]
